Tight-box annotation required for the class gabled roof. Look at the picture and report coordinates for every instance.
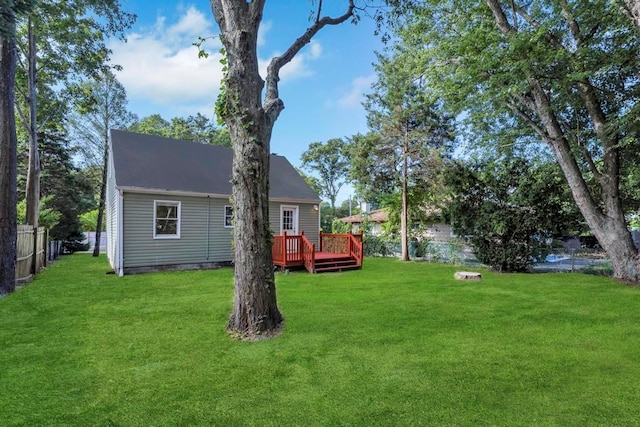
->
[110,129,320,202]
[340,209,389,223]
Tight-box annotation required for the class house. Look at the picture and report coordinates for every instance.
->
[106,129,322,276]
[340,209,389,236]
[340,206,455,242]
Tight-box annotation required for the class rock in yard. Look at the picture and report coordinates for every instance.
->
[454,271,482,281]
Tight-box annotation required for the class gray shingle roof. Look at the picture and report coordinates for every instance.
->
[110,129,320,202]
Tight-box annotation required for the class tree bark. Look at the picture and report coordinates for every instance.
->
[0,19,18,295]
[400,125,409,261]
[210,0,354,338]
[621,0,640,32]
[24,17,39,227]
[487,0,640,282]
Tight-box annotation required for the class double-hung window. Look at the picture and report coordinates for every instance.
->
[224,205,233,228]
[154,200,181,238]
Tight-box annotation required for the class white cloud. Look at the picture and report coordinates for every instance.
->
[108,6,224,110]
[258,21,272,46]
[109,7,327,117]
[337,74,376,108]
[258,40,323,82]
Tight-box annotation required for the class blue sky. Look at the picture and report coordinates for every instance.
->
[108,1,384,203]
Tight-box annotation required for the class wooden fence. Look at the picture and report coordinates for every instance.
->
[15,225,57,284]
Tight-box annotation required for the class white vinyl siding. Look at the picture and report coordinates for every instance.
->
[105,149,122,275]
[269,202,319,247]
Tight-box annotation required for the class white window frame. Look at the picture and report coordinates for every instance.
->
[224,205,233,228]
[280,205,299,235]
[153,200,181,239]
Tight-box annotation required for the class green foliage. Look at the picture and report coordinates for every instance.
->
[17,127,95,240]
[447,157,583,272]
[79,209,105,232]
[382,0,640,255]
[301,138,349,209]
[330,218,351,234]
[0,0,33,37]
[128,113,230,146]
[16,196,61,229]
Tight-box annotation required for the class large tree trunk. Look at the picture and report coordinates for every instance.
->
[530,79,640,282]
[24,18,39,227]
[212,0,282,339]
[0,30,18,296]
[211,0,354,338]
[487,0,640,282]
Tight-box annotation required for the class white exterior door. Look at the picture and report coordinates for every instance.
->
[281,205,299,235]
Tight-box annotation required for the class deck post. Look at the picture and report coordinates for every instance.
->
[300,231,304,260]
[319,231,323,252]
[282,230,287,266]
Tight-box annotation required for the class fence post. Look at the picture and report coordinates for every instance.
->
[43,229,48,268]
[31,226,38,275]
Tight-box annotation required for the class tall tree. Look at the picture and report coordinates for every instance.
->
[385,1,640,282]
[15,0,135,227]
[301,138,349,211]
[69,71,135,256]
[356,52,454,260]
[0,0,33,296]
[210,0,357,339]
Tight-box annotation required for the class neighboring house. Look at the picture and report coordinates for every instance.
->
[340,209,389,236]
[106,129,321,276]
[340,207,454,242]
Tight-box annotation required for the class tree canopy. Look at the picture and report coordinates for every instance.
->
[382,0,640,281]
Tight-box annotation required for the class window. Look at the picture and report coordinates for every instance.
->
[154,200,180,238]
[224,205,233,228]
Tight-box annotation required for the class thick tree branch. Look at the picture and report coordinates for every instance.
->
[14,98,29,132]
[264,0,355,122]
[505,98,547,140]
[486,0,514,35]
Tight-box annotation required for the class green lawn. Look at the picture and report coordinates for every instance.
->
[1,255,640,426]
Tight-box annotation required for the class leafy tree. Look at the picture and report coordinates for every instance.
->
[0,0,33,296]
[295,168,324,197]
[447,157,583,272]
[16,0,135,228]
[128,114,171,136]
[16,196,61,230]
[18,125,95,243]
[129,113,230,146]
[352,50,454,261]
[210,0,357,339]
[301,138,349,211]
[384,1,640,282]
[69,71,134,256]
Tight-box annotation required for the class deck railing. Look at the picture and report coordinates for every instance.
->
[272,231,316,272]
[319,231,363,266]
[273,231,363,273]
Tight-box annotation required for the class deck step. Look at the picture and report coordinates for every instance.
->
[314,257,360,273]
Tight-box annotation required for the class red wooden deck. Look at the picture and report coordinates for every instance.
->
[272,232,363,273]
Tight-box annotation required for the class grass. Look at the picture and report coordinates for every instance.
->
[2,255,640,426]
